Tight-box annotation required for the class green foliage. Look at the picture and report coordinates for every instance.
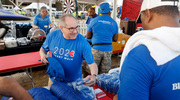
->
[1,0,5,5]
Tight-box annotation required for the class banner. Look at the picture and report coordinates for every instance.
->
[121,0,143,21]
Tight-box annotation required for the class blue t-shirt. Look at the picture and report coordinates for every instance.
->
[87,15,118,51]
[86,14,98,43]
[33,13,51,33]
[41,29,94,82]
[118,45,180,100]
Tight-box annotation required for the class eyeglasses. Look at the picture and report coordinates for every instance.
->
[63,25,80,32]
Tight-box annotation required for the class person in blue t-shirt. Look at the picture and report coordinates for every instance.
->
[32,6,54,34]
[39,14,98,87]
[113,0,180,100]
[86,8,98,27]
[86,2,118,74]
[86,7,98,45]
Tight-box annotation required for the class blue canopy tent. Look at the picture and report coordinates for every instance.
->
[0,0,30,20]
[0,8,30,20]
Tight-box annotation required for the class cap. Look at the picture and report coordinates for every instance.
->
[100,2,113,14]
[141,0,179,11]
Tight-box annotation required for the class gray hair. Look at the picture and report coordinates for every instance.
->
[40,6,47,11]
[59,14,77,26]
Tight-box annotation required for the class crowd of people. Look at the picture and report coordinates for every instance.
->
[1,0,180,100]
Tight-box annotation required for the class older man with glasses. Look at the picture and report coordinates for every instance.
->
[32,6,54,34]
[39,14,98,87]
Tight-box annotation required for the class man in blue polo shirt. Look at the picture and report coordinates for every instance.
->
[86,2,118,74]
[39,14,98,87]
[32,6,54,34]
[114,0,180,100]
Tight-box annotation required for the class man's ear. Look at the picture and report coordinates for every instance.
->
[145,9,152,23]
[60,26,63,30]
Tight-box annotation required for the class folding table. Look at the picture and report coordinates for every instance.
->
[0,51,45,87]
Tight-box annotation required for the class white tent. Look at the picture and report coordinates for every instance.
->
[14,6,21,10]
[22,2,56,11]
[77,0,119,20]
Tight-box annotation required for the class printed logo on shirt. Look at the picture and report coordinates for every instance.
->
[69,51,75,57]
[37,18,43,21]
[172,82,180,90]
[98,20,111,25]
[53,47,75,61]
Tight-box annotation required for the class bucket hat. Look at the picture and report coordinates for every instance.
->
[100,2,113,14]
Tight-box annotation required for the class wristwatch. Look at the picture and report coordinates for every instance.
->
[92,74,98,79]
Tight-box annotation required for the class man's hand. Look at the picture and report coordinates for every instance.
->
[49,23,55,28]
[83,75,97,87]
[33,25,39,30]
[40,54,49,64]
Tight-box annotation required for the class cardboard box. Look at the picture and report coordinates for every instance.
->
[120,20,136,35]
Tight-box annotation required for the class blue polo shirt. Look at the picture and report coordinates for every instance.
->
[87,15,118,51]
[33,13,51,33]
[118,45,180,100]
[41,29,94,82]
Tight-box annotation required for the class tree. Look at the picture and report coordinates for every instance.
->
[1,0,5,5]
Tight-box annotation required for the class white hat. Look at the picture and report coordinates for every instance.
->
[141,0,179,11]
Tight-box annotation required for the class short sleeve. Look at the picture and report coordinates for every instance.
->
[87,19,96,32]
[33,15,38,25]
[41,33,51,52]
[48,17,52,25]
[115,22,119,35]
[82,39,94,64]
[118,45,155,100]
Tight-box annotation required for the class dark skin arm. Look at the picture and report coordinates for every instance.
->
[113,34,118,42]
[113,94,118,100]
[86,31,92,39]
[0,77,33,100]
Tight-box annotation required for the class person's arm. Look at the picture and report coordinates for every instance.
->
[113,34,118,42]
[113,21,119,42]
[86,19,95,39]
[49,23,54,28]
[32,24,39,30]
[83,63,98,87]
[0,77,33,100]
[118,46,154,100]
[86,31,92,39]
[32,15,39,30]
[39,47,49,64]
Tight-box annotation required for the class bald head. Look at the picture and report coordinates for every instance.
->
[59,14,77,26]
